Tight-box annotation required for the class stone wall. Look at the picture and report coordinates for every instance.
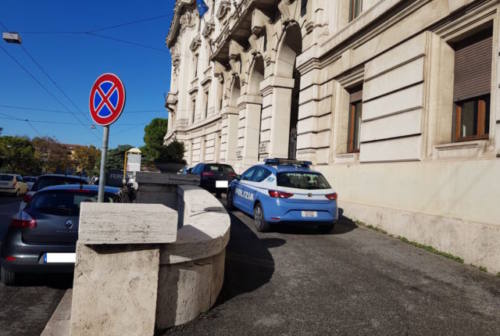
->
[67,179,229,336]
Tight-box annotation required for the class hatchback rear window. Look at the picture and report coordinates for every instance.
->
[30,190,115,216]
[32,177,87,191]
[0,175,13,181]
[205,165,235,173]
[277,172,331,190]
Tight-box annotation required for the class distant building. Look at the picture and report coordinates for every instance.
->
[165,0,500,273]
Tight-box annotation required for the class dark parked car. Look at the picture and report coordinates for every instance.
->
[1,184,122,285]
[21,174,89,210]
[190,163,236,197]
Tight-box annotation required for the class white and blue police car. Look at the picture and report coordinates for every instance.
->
[227,158,338,233]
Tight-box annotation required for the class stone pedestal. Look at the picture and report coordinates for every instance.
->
[70,203,178,336]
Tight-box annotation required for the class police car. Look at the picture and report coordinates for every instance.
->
[227,158,338,233]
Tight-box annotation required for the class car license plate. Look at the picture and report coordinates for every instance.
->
[216,180,228,188]
[44,253,76,264]
[301,211,318,218]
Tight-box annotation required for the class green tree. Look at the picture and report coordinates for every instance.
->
[105,144,133,171]
[143,118,168,162]
[156,140,185,163]
[0,136,40,175]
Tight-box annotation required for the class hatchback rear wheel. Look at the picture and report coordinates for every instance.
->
[1,267,16,286]
[254,204,269,232]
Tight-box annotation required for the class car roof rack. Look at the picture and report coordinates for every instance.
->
[264,158,312,167]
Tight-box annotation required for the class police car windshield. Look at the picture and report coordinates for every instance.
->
[277,172,330,190]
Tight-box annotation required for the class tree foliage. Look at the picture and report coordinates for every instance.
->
[105,144,133,171]
[0,135,106,176]
[0,136,39,175]
[73,145,101,176]
[32,137,72,174]
[143,118,168,162]
[156,140,185,163]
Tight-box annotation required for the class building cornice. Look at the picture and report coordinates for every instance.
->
[166,0,196,48]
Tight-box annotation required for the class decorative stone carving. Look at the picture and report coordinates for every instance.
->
[172,53,181,72]
[251,9,270,37]
[202,19,215,38]
[305,20,315,34]
[216,0,231,20]
[278,0,299,26]
[229,39,244,60]
[180,11,195,32]
[190,35,202,51]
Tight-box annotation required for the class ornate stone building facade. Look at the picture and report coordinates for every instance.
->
[166,0,500,273]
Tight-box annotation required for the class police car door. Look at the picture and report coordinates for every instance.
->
[245,167,271,207]
[234,167,256,214]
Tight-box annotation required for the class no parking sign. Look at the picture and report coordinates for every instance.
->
[89,73,126,201]
[89,73,126,126]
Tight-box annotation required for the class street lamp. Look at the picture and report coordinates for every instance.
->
[2,32,21,44]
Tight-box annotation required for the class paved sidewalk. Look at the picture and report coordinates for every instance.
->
[161,209,500,336]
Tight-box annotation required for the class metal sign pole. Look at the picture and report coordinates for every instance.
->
[98,125,110,202]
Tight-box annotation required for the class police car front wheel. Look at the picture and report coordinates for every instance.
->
[254,204,269,232]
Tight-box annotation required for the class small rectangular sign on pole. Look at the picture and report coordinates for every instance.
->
[126,153,141,172]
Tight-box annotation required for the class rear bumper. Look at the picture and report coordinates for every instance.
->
[1,231,75,274]
[200,179,229,192]
[262,198,339,223]
[0,188,17,194]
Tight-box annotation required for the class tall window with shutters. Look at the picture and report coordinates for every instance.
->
[347,85,363,153]
[452,26,492,142]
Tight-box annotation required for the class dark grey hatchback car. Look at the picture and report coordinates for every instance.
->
[1,184,121,285]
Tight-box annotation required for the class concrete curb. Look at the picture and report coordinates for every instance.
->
[41,290,72,336]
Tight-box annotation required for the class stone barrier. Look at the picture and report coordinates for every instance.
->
[63,172,229,336]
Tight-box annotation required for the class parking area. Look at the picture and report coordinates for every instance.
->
[1,194,500,336]
[0,196,72,336]
[163,199,500,336]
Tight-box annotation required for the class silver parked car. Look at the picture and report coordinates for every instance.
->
[1,184,122,285]
[0,174,28,196]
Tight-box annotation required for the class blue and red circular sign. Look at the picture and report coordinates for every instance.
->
[89,73,126,126]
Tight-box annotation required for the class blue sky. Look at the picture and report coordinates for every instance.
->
[0,0,175,148]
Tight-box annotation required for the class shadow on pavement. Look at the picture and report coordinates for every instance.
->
[215,213,279,306]
[9,273,73,289]
[270,208,358,235]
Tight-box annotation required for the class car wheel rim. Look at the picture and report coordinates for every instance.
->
[255,207,262,225]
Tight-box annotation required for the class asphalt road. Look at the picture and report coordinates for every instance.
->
[163,200,500,336]
[0,195,499,336]
[0,196,71,336]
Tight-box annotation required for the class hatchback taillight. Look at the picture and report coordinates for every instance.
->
[325,193,337,200]
[10,212,36,229]
[268,190,294,198]
[202,171,215,177]
[23,193,33,203]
